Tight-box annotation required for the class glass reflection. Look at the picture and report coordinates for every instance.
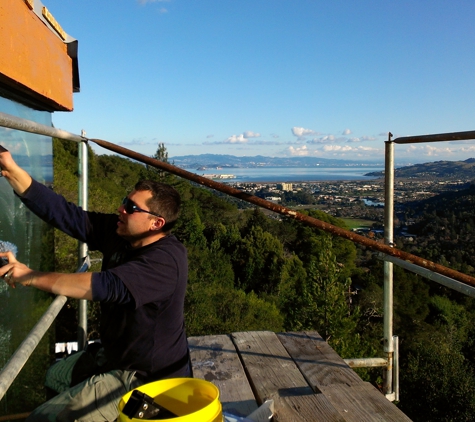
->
[0,97,54,416]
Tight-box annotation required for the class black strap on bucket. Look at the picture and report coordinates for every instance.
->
[122,390,178,420]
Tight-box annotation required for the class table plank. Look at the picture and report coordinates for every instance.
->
[232,331,343,422]
[188,334,258,417]
[321,383,412,422]
[278,331,363,389]
[278,331,412,421]
[279,395,347,422]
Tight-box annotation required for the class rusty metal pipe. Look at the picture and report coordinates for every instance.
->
[90,137,475,288]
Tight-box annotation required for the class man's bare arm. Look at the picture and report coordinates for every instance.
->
[0,251,93,300]
[28,272,93,300]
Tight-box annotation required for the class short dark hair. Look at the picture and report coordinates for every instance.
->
[134,180,181,233]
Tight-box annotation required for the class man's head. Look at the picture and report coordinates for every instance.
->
[134,180,181,233]
[117,181,181,247]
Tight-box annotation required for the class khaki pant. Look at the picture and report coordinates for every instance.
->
[27,347,192,421]
[26,369,142,422]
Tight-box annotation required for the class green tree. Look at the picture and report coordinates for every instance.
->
[174,200,207,248]
[142,142,176,183]
[393,268,431,343]
[307,236,362,357]
[400,340,475,421]
[288,210,357,280]
[187,245,234,288]
[185,283,283,335]
[277,254,313,331]
[232,225,285,295]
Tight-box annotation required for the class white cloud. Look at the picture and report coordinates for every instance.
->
[243,131,261,138]
[278,142,386,160]
[211,131,261,144]
[316,144,383,159]
[291,127,318,138]
[342,128,352,136]
[307,135,337,144]
[308,133,378,144]
[360,145,380,151]
[205,133,277,145]
[225,134,248,144]
[404,144,455,157]
[387,143,475,163]
[323,145,353,153]
[287,145,309,156]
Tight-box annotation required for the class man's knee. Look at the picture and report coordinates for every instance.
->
[27,371,138,422]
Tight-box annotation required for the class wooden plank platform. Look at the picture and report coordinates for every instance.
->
[189,331,412,422]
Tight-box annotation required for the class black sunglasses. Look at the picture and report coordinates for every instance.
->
[122,197,163,218]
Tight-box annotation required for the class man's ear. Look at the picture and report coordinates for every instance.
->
[151,217,165,231]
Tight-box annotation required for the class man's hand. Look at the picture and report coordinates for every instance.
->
[0,147,33,195]
[0,251,35,288]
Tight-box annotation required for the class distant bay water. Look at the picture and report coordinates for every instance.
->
[186,166,385,183]
[30,164,384,184]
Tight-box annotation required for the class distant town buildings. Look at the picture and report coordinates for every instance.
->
[277,183,293,191]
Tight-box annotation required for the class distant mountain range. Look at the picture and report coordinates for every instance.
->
[169,154,382,168]
[365,158,475,179]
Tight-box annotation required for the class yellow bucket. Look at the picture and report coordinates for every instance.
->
[118,377,222,422]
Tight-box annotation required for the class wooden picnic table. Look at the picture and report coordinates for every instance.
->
[189,331,412,422]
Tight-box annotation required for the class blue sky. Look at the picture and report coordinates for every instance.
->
[44,0,475,164]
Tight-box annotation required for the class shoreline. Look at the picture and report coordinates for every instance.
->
[219,177,385,185]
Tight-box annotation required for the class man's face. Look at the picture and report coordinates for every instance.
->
[116,189,159,247]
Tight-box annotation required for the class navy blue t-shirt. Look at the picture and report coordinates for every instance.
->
[20,180,189,380]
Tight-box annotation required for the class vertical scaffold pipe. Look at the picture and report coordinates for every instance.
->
[383,135,395,396]
[77,135,89,351]
[394,335,400,402]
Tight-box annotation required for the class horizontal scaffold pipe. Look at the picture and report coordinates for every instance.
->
[0,111,84,143]
[344,357,388,368]
[392,130,475,145]
[89,137,475,288]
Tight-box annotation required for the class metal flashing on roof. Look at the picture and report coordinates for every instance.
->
[25,0,74,43]
[24,0,80,93]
